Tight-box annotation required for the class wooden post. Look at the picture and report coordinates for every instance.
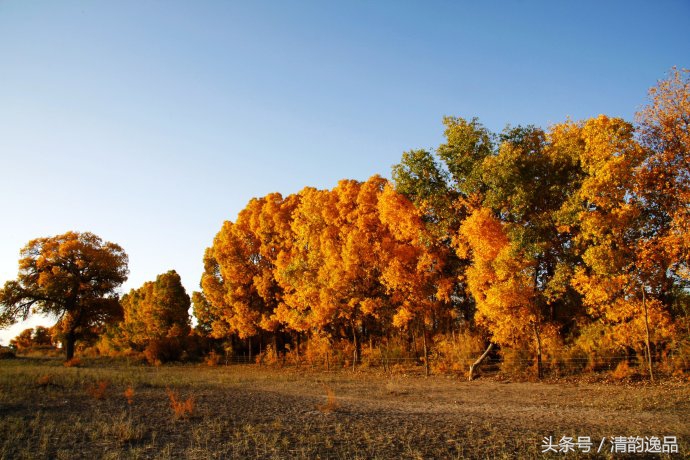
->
[352,320,359,372]
[643,288,654,383]
[533,322,543,380]
[422,326,430,377]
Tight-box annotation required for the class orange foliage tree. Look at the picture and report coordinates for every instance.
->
[568,116,676,374]
[118,270,191,360]
[201,193,299,359]
[274,177,394,366]
[200,176,456,368]
[378,182,456,375]
[635,68,689,293]
[0,232,128,359]
[9,326,54,353]
[193,69,688,378]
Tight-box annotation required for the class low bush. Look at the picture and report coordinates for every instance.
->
[144,338,184,365]
[0,347,16,359]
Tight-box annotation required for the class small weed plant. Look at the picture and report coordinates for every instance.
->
[36,374,54,387]
[316,385,340,414]
[166,387,195,419]
[86,380,110,400]
[63,357,82,368]
[204,350,221,367]
[124,386,135,405]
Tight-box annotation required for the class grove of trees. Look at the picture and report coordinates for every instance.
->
[9,326,54,353]
[194,68,689,378]
[1,68,688,379]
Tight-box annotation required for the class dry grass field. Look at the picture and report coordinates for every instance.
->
[1,358,688,459]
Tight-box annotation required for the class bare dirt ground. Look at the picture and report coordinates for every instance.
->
[1,358,688,459]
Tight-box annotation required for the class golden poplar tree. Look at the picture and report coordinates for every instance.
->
[570,116,675,360]
[378,183,455,375]
[0,231,128,359]
[120,270,191,352]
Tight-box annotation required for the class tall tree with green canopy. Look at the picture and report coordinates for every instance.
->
[391,148,454,237]
[0,231,128,359]
[391,117,496,336]
[191,291,216,337]
[459,124,586,378]
[437,116,494,200]
[391,117,495,237]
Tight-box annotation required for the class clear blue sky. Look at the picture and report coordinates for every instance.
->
[1,1,688,344]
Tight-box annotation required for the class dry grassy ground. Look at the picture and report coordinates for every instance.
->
[0,358,688,459]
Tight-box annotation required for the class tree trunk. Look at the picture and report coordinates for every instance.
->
[63,302,80,361]
[531,259,544,380]
[643,289,655,383]
[533,322,543,380]
[468,342,494,381]
[422,325,430,377]
[64,329,77,360]
[382,345,389,373]
[248,337,252,363]
[295,332,300,365]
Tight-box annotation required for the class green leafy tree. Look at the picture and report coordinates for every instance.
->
[391,117,495,333]
[457,124,586,378]
[191,291,215,336]
[436,116,494,199]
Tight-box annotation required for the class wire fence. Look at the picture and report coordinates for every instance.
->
[213,351,688,377]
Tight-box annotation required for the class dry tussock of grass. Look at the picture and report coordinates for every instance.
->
[316,385,340,414]
[63,357,82,368]
[123,386,135,405]
[110,414,145,443]
[166,387,195,419]
[86,380,110,400]
[204,350,221,367]
[384,377,409,396]
[36,374,54,387]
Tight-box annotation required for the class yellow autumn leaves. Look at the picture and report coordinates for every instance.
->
[192,68,689,373]
[199,176,453,349]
